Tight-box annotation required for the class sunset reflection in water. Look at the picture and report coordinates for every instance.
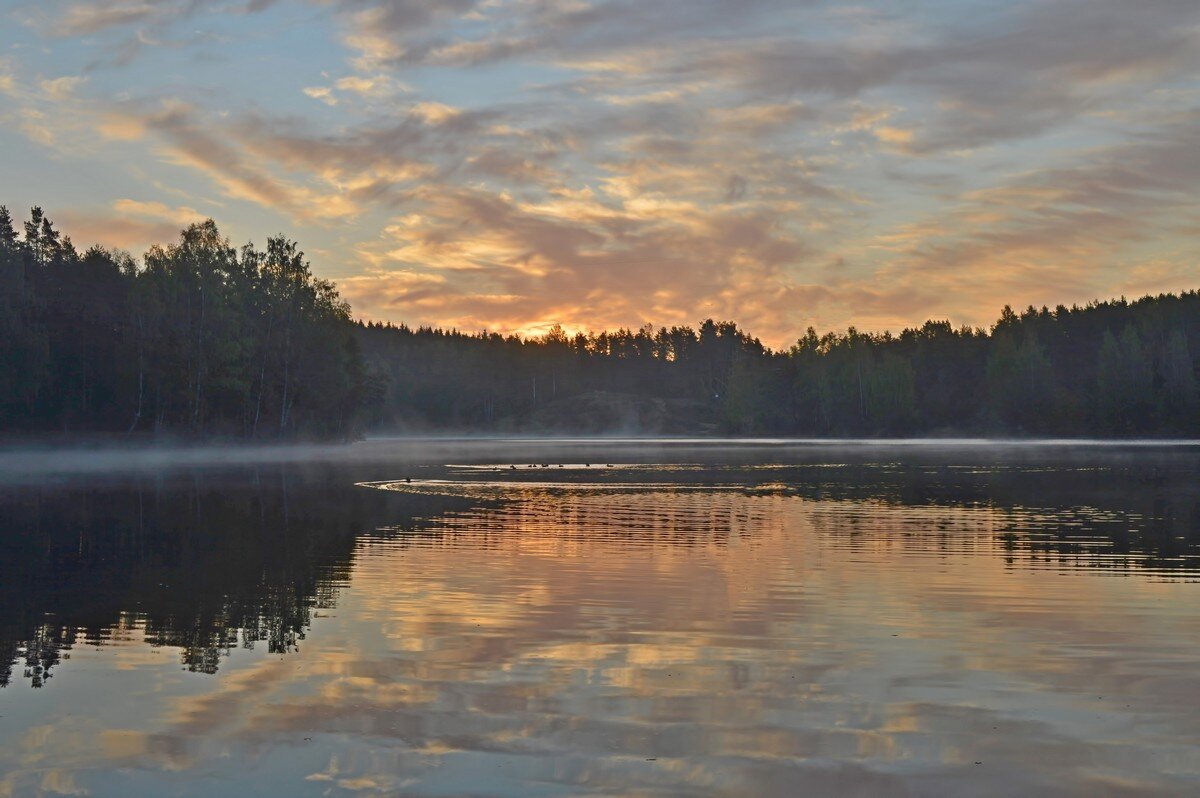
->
[2,448,1199,796]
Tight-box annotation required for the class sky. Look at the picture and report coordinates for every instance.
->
[0,0,1198,347]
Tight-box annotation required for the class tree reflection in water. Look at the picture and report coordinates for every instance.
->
[1,450,1197,689]
[0,467,480,687]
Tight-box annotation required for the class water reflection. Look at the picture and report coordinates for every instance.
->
[0,468,476,688]
[1,444,1199,796]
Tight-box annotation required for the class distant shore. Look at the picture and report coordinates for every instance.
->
[3,435,1199,486]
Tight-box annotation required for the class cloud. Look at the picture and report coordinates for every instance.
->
[302,86,337,105]
[51,198,207,253]
[40,0,277,36]
[111,198,206,225]
[56,1,161,36]
[38,75,86,101]
[334,73,410,97]
[331,0,1199,155]
[855,112,1200,327]
[7,0,1200,344]
[343,177,818,341]
[874,126,914,150]
[56,211,190,252]
[407,100,461,125]
[0,65,104,152]
[135,103,360,223]
[27,0,280,69]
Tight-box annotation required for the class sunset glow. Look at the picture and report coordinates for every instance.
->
[2,0,1198,345]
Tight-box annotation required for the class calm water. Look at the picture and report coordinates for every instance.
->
[2,439,1200,797]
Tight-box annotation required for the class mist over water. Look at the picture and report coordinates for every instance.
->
[2,435,1198,484]
[2,439,1199,796]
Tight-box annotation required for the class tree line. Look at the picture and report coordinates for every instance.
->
[359,300,1198,437]
[0,206,361,439]
[2,205,1196,438]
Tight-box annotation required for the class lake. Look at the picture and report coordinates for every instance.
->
[2,439,1199,796]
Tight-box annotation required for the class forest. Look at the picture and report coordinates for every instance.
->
[2,206,1197,439]
[0,206,361,440]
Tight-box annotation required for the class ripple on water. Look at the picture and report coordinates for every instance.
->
[2,452,1200,797]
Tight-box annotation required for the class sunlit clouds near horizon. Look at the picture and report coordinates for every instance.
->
[1,0,1198,346]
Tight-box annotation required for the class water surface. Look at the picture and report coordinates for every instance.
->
[2,440,1199,796]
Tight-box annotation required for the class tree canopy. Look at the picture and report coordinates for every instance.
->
[0,207,361,440]
[2,205,1196,439]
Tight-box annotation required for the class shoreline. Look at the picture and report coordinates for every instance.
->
[2,436,1199,486]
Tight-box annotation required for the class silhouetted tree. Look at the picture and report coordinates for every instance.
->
[2,202,1197,439]
[0,207,360,440]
